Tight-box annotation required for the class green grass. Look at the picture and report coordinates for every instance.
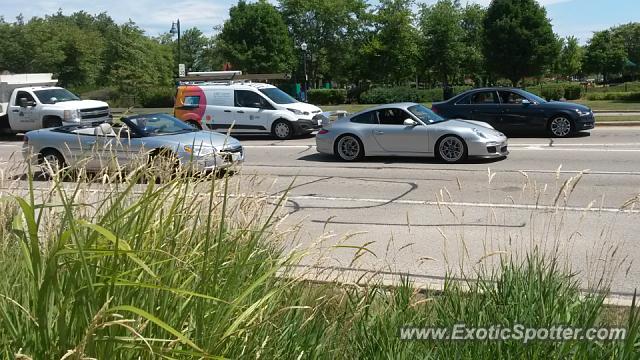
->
[597,115,640,122]
[1,160,639,358]
[575,100,640,112]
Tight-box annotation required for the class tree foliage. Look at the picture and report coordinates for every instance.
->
[482,0,559,86]
[558,36,583,79]
[219,0,294,73]
[419,0,464,86]
[361,0,418,84]
[279,0,368,84]
[583,30,627,82]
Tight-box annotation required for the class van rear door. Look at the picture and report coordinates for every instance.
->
[204,89,235,131]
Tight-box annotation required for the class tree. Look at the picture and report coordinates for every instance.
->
[611,23,640,79]
[558,36,583,79]
[175,27,208,72]
[482,0,558,86]
[460,4,486,85]
[361,0,418,84]
[279,0,368,85]
[583,30,627,82]
[219,0,294,73]
[418,0,464,87]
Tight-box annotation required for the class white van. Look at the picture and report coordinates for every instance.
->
[174,82,324,139]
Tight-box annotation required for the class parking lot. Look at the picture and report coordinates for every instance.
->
[1,126,640,302]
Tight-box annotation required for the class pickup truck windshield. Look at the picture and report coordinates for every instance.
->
[34,88,80,104]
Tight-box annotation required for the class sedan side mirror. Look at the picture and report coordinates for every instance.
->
[521,99,531,105]
[403,118,418,126]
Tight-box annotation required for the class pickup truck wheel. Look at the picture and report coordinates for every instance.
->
[39,149,66,177]
[43,117,63,128]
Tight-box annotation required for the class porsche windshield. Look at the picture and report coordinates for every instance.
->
[408,104,446,124]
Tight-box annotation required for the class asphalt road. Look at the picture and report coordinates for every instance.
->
[1,127,640,303]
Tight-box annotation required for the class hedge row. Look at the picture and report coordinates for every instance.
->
[359,86,472,104]
[307,89,347,105]
[584,91,640,101]
[524,83,583,101]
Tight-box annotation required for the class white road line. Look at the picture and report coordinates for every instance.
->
[285,195,640,214]
[1,185,635,214]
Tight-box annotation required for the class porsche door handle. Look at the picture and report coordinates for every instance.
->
[374,130,384,134]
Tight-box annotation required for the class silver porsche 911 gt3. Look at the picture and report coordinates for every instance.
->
[315,103,508,163]
[22,113,244,175]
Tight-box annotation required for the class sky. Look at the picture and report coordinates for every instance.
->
[1,0,638,44]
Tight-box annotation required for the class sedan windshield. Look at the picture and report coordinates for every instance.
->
[521,90,548,104]
[259,87,298,104]
[127,114,197,136]
[34,88,80,104]
[408,104,446,124]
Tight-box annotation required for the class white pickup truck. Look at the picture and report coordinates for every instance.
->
[0,73,111,133]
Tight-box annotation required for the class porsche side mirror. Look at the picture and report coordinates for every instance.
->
[403,118,418,126]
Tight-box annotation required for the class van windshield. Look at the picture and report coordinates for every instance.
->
[259,88,298,104]
[34,88,80,104]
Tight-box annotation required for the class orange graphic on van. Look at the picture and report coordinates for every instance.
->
[174,86,206,128]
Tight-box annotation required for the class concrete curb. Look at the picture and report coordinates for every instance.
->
[596,121,640,127]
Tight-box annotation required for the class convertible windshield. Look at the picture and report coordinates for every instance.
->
[259,87,298,104]
[34,88,80,104]
[408,104,446,124]
[127,114,197,136]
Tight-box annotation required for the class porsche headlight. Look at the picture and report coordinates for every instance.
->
[472,128,487,139]
[184,145,216,156]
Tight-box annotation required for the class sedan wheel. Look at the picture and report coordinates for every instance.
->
[438,136,467,163]
[336,135,363,161]
[549,116,573,137]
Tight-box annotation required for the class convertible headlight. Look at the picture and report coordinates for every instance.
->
[472,128,487,139]
[287,108,303,115]
[63,109,81,122]
[184,145,216,156]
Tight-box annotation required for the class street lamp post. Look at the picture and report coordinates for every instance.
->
[170,19,181,76]
[301,42,308,101]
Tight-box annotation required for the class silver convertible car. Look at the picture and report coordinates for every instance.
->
[315,103,508,163]
[22,113,244,174]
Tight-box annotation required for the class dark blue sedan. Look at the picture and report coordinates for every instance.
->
[431,88,595,137]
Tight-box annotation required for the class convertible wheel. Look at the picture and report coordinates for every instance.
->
[437,136,467,163]
[549,116,573,137]
[335,135,364,161]
[272,120,293,140]
[39,149,66,177]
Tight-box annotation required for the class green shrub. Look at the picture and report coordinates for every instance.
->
[307,89,347,105]
[540,84,565,101]
[359,87,444,104]
[138,87,175,108]
[563,84,583,100]
[585,91,640,101]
